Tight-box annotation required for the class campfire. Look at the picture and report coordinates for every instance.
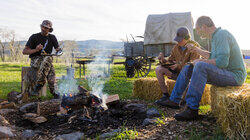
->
[0,88,156,139]
[0,56,159,139]
[0,64,161,139]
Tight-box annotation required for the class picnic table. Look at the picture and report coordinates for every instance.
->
[76,57,113,78]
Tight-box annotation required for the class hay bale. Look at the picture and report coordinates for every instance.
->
[133,78,211,105]
[133,78,162,101]
[210,84,250,139]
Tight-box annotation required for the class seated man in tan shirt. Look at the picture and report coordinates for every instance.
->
[155,27,201,106]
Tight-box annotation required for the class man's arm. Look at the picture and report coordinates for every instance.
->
[195,47,210,59]
[22,44,43,55]
[186,43,210,59]
[51,35,61,52]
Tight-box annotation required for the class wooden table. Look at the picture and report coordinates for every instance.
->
[76,59,113,78]
[76,60,93,78]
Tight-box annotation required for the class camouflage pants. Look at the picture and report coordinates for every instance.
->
[30,56,56,95]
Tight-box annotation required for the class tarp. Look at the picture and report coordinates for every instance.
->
[144,12,194,45]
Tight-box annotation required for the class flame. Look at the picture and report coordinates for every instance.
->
[92,98,96,104]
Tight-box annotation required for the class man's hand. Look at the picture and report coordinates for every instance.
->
[158,52,167,63]
[169,64,178,70]
[193,59,204,65]
[55,48,62,52]
[186,43,198,53]
[158,52,164,60]
[35,44,43,52]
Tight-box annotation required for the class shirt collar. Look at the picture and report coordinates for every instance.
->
[180,46,186,51]
[212,27,221,39]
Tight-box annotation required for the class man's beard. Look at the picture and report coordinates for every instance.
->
[200,32,208,39]
[41,29,49,35]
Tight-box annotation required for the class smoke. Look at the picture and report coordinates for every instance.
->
[57,67,79,97]
[56,42,113,110]
[86,50,111,108]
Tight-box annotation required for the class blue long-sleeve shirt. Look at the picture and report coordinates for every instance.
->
[210,27,247,85]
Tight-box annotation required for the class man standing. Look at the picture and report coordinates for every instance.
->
[23,20,61,98]
[163,16,247,121]
[155,27,200,105]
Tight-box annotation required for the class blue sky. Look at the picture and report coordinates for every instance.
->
[0,0,249,50]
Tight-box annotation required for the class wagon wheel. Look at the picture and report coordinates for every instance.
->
[133,56,151,78]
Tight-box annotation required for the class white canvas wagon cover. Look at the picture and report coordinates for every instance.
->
[144,12,194,45]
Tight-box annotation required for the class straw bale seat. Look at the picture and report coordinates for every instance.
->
[210,84,250,139]
[133,78,211,105]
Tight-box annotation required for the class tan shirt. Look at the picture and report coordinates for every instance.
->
[167,40,201,73]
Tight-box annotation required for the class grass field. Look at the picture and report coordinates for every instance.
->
[0,61,249,99]
[0,61,158,99]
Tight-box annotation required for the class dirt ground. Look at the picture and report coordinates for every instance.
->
[135,101,219,140]
[2,99,220,139]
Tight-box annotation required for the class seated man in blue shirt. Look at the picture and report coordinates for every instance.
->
[163,16,247,121]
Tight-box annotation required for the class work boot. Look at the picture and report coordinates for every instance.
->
[157,99,180,109]
[53,93,60,99]
[174,106,199,121]
[51,91,60,99]
[30,84,43,96]
[155,93,170,105]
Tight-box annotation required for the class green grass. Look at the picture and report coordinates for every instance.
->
[108,128,139,140]
[0,61,158,99]
[187,127,227,140]
[246,68,250,83]
[0,62,249,100]
[199,105,211,115]
[0,62,248,139]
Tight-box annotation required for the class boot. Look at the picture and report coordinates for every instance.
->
[157,99,180,109]
[155,93,170,105]
[51,91,60,99]
[52,93,60,99]
[174,106,198,121]
[30,84,43,96]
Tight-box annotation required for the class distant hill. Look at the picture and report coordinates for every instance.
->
[14,39,124,52]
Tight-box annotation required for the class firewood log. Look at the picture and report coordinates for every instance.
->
[0,101,16,109]
[106,94,119,105]
[37,99,60,116]
[23,113,47,123]
[78,86,89,95]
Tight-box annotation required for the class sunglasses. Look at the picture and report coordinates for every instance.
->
[42,26,50,30]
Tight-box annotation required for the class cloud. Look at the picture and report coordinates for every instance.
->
[0,0,249,49]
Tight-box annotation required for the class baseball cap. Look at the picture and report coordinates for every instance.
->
[41,20,52,28]
[174,27,191,43]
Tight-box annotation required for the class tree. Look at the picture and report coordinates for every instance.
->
[60,40,78,66]
[0,28,15,62]
[7,31,24,62]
